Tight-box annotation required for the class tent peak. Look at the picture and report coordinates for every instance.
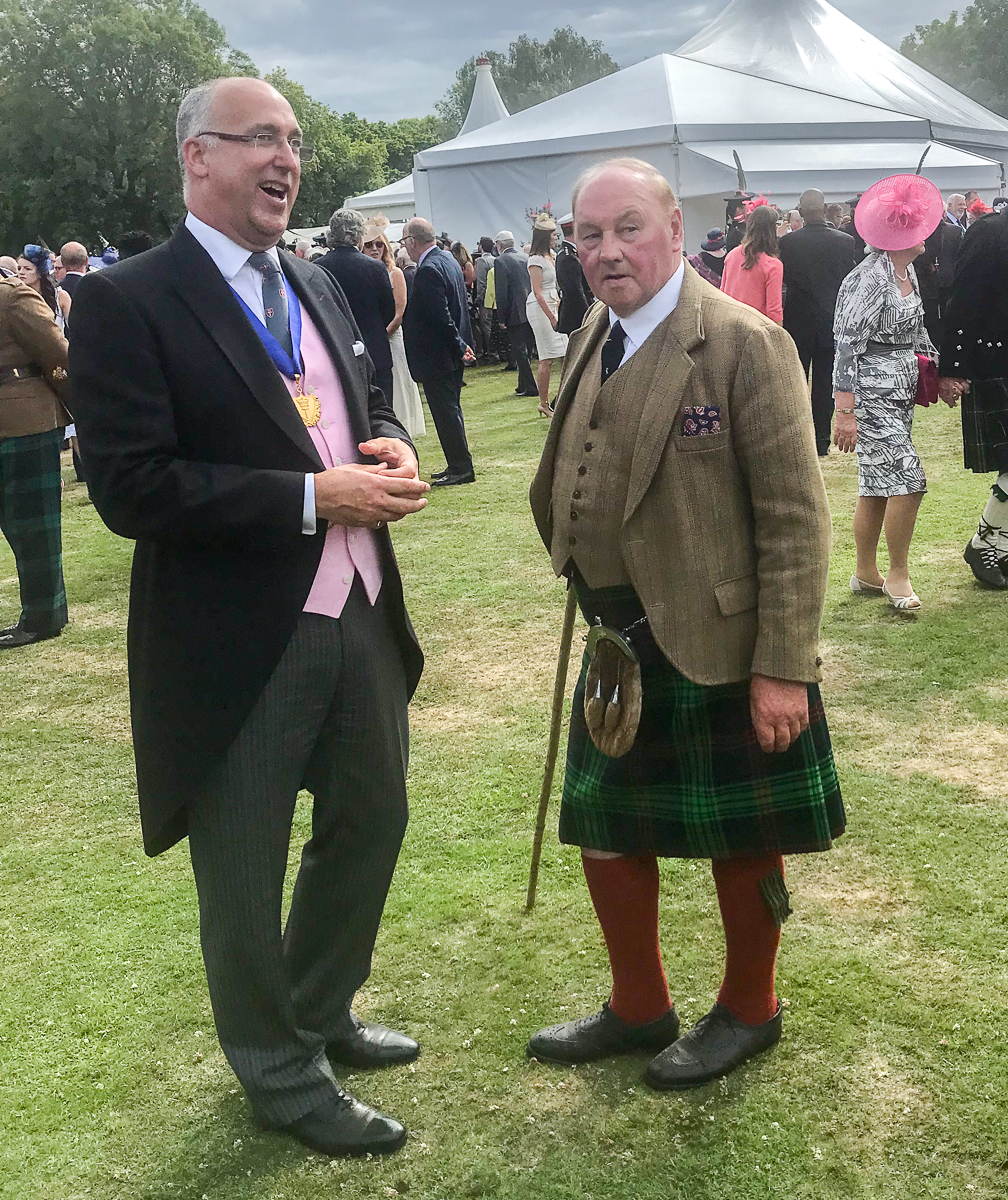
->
[459,59,510,136]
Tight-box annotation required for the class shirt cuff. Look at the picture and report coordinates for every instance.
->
[302,473,317,535]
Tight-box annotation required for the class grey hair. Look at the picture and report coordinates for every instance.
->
[328,208,366,248]
[176,80,221,196]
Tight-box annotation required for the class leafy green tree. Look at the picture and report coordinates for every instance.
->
[437,27,618,136]
[333,112,444,185]
[901,1,1008,116]
[264,73,387,226]
[0,0,256,250]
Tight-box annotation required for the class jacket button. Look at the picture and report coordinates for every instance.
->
[570,510,578,520]
[572,489,582,499]
[584,441,593,451]
[589,419,598,430]
[577,464,587,475]
[569,535,576,546]
[815,656,823,667]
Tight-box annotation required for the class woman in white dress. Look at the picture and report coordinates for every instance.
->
[361,216,426,439]
[526,215,568,417]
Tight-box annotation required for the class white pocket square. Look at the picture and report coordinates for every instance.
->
[352,341,366,357]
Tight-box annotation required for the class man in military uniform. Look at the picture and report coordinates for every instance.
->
[527,159,844,1090]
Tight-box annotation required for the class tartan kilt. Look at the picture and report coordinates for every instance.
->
[558,589,845,859]
[962,378,1008,473]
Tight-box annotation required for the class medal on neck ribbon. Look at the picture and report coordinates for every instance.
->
[292,374,322,427]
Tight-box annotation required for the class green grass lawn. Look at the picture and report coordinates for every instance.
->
[2,365,1006,1199]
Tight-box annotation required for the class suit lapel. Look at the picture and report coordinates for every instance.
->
[625,263,705,521]
[168,226,322,467]
[280,250,372,448]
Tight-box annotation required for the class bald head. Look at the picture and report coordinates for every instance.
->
[403,217,435,263]
[177,76,302,252]
[60,241,88,271]
[572,157,677,220]
[798,189,826,223]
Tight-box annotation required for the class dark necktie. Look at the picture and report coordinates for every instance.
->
[248,252,294,360]
[600,319,626,384]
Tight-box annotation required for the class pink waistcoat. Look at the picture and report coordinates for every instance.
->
[282,307,383,618]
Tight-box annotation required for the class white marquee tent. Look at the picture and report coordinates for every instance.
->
[344,59,509,221]
[412,0,1008,249]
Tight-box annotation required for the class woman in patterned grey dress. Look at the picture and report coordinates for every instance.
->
[833,248,939,610]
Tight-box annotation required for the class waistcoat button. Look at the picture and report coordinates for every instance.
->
[584,441,593,452]
[577,465,587,476]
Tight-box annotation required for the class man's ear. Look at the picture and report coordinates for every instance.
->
[182,137,211,184]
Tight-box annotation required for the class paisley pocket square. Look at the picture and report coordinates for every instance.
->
[352,340,366,357]
[681,404,722,437]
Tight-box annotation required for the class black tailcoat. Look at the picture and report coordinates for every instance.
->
[69,224,422,855]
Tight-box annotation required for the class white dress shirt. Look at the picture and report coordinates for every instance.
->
[184,211,317,534]
[609,259,685,367]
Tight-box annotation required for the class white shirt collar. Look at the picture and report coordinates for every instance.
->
[609,259,685,363]
[417,243,436,268]
[185,211,280,280]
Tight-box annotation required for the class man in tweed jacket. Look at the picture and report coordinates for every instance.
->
[527,159,843,1090]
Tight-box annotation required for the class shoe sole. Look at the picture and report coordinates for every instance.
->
[290,1127,408,1157]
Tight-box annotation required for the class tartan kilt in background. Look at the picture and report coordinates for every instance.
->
[0,428,68,635]
[558,584,845,859]
[961,378,1008,473]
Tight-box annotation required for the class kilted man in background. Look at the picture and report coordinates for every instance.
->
[0,273,70,649]
[938,204,1008,589]
[528,159,844,1090]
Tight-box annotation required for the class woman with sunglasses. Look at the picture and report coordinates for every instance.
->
[362,217,426,440]
[18,244,71,333]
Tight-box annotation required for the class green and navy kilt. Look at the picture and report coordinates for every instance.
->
[961,378,1008,473]
[558,583,845,859]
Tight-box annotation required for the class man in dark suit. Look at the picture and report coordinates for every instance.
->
[492,231,539,396]
[317,209,396,407]
[555,213,593,336]
[401,216,476,485]
[69,76,430,1158]
[779,188,857,455]
[57,242,88,297]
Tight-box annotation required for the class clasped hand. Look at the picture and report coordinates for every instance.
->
[313,437,429,529]
[938,376,969,406]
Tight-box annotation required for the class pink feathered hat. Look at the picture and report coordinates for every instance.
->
[854,174,944,251]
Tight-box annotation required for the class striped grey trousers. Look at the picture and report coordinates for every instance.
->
[187,579,409,1126]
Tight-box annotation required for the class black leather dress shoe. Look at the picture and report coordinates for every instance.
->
[515,387,540,397]
[645,1002,782,1090]
[526,1002,679,1065]
[0,626,61,650]
[964,539,1008,589]
[431,470,476,486]
[431,468,450,480]
[327,1011,420,1069]
[282,1087,406,1157]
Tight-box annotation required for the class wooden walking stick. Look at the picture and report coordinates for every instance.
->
[526,584,579,910]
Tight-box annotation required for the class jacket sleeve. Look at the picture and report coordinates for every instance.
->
[764,257,784,324]
[69,269,308,551]
[6,282,70,394]
[731,322,831,682]
[832,264,884,393]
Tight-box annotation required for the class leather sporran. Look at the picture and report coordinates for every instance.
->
[584,624,643,758]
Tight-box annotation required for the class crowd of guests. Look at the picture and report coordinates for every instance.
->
[2,174,1007,654]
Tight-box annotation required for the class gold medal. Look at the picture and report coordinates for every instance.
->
[292,374,321,427]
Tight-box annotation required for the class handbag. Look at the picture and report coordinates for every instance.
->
[915,353,939,407]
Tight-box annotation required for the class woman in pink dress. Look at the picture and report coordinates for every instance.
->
[720,204,784,324]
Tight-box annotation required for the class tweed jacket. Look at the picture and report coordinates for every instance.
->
[530,261,831,686]
[0,276,70,438]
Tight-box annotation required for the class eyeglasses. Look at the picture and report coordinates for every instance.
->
[195,131,315,161]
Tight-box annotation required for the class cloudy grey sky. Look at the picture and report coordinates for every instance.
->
[200,0,953,120]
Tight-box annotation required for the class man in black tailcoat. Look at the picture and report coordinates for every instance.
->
[69,76,430,1158]
[778,188,857,456]
[493,230,539,396]
[555,212,593,336]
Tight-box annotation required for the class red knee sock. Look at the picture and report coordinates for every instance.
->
[581,852,672,1026]
[712,853,784,1026]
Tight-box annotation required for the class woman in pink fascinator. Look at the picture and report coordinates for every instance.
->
[831,173,953,614]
